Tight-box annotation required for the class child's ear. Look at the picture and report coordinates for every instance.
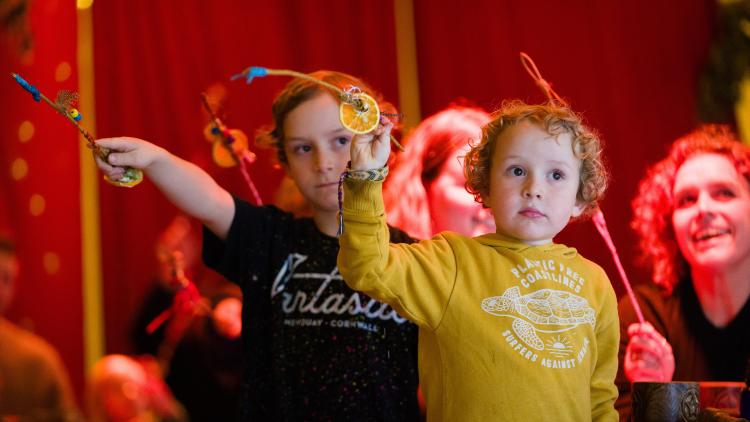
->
[571,201,586,218]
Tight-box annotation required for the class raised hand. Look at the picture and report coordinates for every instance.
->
[93,137,167,180]
[349,119,393,171]
[212,297,242,340]
[624,322,675,382]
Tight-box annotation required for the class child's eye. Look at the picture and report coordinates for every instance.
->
[335,136,351,146]
[507,166,525,177]
[549,170,565,181]
[293,145,312,154]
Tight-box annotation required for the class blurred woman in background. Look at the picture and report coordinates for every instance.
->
[617,125,750,418]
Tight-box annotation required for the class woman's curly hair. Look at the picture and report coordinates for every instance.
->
[255,70,398,164]
[631,124,750,294]
[464,100,608,217]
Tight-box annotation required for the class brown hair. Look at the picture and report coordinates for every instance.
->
[255,70,398,164]
[464,100,608,216]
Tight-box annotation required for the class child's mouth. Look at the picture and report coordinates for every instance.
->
[316,182,339,189]
[519,207,545,218]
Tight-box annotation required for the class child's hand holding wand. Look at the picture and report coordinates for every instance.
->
[350,118,394,171]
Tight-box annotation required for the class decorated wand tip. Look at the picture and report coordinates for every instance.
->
[11,72,41,102]
[230,66,268,84]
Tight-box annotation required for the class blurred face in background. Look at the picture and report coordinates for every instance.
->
[0,250,18,315]
[88,355,150,422]
[672,153,750,273]
[428,145,496,237]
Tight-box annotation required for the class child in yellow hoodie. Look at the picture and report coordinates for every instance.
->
[338,100,619,421]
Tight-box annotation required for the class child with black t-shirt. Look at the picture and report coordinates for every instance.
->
[94,71,420,421]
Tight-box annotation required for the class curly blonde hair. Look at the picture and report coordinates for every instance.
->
[255,70,398,164]
[384,105,490,239]
[631,124,749,294]
[464,100,608,217]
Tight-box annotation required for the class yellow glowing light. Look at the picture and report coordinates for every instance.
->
[77,0,94,10]
[43,252,61,275]
[29,194,46,216]
[54,62,72,82]
[18,121,34,143]
[11,158,28,180]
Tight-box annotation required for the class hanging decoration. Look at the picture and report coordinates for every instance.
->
[231,66,404,150]
[201,93,262,205]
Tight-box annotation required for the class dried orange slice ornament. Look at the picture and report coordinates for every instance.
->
[104,167,144,187]
[232,67,399,147]
[339,93,380,134]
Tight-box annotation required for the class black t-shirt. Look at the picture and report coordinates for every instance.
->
[615,280,750,420]
[203,198,420,421]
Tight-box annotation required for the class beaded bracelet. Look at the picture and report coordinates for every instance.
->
[343,166,389,181]
[336,166,389,236]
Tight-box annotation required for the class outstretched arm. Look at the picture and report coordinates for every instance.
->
[95,137,234,240]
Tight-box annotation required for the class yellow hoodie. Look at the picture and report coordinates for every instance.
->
[338,178,619,421]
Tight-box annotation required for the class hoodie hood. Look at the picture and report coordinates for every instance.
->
[473,232,578,258]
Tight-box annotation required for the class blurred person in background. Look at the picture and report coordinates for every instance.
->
[384,105,495,239]
[0,236,80,421]
[131,216,243,421]
[86,354,186,422]
[617,126,750,419]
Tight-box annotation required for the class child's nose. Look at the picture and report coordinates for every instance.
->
[314,152,334,172]
[522,178,543,199]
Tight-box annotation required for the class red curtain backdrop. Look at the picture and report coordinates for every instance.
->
[92,0,401,355]
[413,0,716,291]
[0,0,84,401]
[0,0,716,403]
